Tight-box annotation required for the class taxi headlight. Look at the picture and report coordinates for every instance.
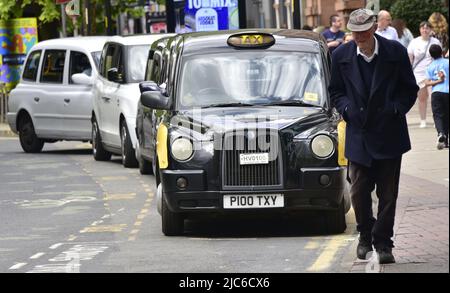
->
[171,137,194,161]
[311,135,335,158]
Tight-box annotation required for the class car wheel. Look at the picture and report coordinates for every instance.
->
[162,194,184,236]
[18,116,44,153]
[92,118,112,161]
[324,198,347,234]
[120,121,138,168]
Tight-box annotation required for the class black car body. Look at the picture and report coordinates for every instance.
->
[136,30,350,236]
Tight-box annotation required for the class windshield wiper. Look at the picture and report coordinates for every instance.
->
[263,100,323,108]
[202,102,256,109]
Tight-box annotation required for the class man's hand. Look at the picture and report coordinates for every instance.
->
[328,40,341,48]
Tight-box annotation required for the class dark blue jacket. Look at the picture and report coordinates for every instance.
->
[329,34,419,167]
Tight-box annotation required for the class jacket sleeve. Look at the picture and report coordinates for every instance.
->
[393,48,419,116]
[328,51,351,118]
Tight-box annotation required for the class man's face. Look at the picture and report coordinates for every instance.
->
[352,25,376,51]
[333,17,342,30]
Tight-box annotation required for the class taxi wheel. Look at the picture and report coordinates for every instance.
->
[120,122,138,168]
[324,199,347,234]
[18,116,44,153]
[162,195,184,236]
[92,118,111,161]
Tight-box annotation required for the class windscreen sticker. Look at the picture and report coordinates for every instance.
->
[304,92,319,102]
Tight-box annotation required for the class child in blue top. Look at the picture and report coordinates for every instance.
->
[426,44,449,149]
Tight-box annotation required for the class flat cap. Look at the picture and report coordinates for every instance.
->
[347,8,377,32]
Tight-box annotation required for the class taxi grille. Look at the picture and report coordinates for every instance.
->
[222,130,283,190]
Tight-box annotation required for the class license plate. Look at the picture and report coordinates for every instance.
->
[239,153,269,165]
[223,194,284,209]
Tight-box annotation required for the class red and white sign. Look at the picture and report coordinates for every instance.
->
[55,0,71,4]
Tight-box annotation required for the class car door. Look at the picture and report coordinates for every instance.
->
[61,50,94,139]
[96,43,122,147]
[33,49,67,137]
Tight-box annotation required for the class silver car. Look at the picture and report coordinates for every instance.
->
[7,36,109,153]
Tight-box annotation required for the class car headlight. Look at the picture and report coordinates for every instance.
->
[171,137,194,161]
[311,134,335,158]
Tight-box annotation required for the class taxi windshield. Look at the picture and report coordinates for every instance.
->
[178,51,326,109]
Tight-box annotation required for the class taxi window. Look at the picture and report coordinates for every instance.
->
[178,51,325,109]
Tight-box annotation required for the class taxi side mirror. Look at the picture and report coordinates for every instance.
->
[140,91,170,110]
[139,81,159,94]
[107,67,123,83]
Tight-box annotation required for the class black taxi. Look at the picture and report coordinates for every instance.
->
[135,30,350,236]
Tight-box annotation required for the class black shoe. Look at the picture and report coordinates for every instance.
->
[376,247,396,264]
[357,240,373,260]
[437,134,446,150]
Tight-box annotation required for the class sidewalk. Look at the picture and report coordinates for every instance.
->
[348,101,449,273]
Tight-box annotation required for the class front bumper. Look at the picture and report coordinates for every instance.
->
[161,167,346,214]
[6,113,17,133]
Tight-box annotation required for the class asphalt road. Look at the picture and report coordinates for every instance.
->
[0,137,357,273]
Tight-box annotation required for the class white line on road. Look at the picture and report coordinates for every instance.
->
[9,263,27,270]
[49,243,63,250]
[30,252,45,259]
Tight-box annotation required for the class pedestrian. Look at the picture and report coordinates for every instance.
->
[321,15,345,54]
[425,44,449,149]
[375,10,399,42]
[391,19,414,48]
[428,12,449,56]
[407,21,441,128]
[343,32,354,44]
[329,8,419,264]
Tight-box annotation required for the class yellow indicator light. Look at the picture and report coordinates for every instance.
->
[157,123,169,169]
[228,33,275,48]
[337,120,348,166]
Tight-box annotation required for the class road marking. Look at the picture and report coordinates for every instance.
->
[134,221,142,226]
[30,252,45,259]
[128,236,136,241]
[137,214,147,220]
[130,229,139,235]
[49,243,63,250]
[305,241,320,250]
[104,193,136,201]
[9,263,27,270]
[80,224,127,233]
[91,220,104,226]
[67,235,78,241]
[306,236,349,272]
[100,176,129,181]
[140,209,149,214]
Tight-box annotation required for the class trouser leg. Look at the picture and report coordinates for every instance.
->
[372,157,402,249]
[348,161,376,242]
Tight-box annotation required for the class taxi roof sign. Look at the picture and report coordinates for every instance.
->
[227,33,275,49]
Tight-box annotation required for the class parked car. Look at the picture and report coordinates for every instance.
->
[91,34,173,168]
[136,30,351,236]
[7,36,109,153]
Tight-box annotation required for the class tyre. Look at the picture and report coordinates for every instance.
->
[18,115,44,153]
[92,117,111,161]
[162,194,184,236]
[120,121,138,168]
[324,198,347,234]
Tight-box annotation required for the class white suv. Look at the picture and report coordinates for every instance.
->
[92,34,172,167]
[7,37,109,153]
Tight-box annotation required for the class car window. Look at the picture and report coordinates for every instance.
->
[179,51,326,108]
[40,50,66,84]
[22,50,42,82]
[102,44,116,77]
[69,51,92,83]
[127,45,149,83]
[91,51,101,70]
[149,51,162,84]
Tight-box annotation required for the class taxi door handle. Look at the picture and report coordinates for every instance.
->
[34,97,40,102]
[102,96,111,103]
[64,98,70,103]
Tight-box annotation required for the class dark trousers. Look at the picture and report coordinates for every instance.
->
[348,157,402,249]
[431,92,449,140]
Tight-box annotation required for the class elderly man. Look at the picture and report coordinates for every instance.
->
[329,9,418,264]
[376,10,399,41]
